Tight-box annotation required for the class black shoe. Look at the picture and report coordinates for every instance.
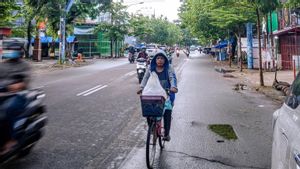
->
[163,135,171,142]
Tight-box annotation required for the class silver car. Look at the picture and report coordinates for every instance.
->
[146,44,158,57]
[272,74,300,169]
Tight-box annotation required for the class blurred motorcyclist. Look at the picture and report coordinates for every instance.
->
[0,40,31,155]
[137,46,148,60]
[127,45,136,63]
[176,47,180,57]
[128,45,136,56]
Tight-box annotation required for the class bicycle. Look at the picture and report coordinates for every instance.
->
[145,116,165,169]
[139,93,171,169]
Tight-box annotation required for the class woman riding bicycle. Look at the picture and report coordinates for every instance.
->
[138,50,178,141]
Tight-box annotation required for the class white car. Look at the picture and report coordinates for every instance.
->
[146,44,158,57]
[272,74,300,169]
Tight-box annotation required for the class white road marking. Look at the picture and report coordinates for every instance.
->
[83,85,108,96]
[76,85,102,96]
[124,71,136,77]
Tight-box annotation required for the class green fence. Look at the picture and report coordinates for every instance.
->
[75,31,124,58]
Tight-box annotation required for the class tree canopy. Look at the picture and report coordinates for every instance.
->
[0,0,21,27]
[129,15,182,45]
[95,2,130,41]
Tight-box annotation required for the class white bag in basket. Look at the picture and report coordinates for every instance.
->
[142,72,167,99]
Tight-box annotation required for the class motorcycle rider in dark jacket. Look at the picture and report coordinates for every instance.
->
[0,41,31,155]
[137,47,148,60]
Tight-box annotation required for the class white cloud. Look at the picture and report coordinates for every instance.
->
[123,0,181,21]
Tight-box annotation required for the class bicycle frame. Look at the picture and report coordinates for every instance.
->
[146,116,165,169]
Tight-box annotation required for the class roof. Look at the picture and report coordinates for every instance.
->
[67,36,77,43]
[213,40,228,49]
[31,36,52,43]
[31,36,77,43]
[273,25,300,36]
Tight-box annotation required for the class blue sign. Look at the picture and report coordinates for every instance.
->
[246,23,253,69]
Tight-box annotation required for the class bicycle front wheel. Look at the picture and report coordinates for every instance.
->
[146,121,157,169]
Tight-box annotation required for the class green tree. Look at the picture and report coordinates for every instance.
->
[286,0,300,7]
[247,0,279,86]
[0,0,20,27]
[166,23,182,45]
[144,17,182,45]
[179,0,225,45]
[129,15,153,43]
[44,0,99,38]
[22,0,49,57]
[209,0,256,70]
[96,2,129,58]
[21,0,100,57]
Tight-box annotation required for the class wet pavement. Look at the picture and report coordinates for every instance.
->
[120,53,280,169]
[0,53,281,169]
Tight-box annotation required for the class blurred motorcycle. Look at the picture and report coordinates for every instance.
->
[0,88,47,164]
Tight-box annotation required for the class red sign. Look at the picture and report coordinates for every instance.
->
[0,28,12,36]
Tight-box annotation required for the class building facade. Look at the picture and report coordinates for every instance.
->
[273,7,300,70]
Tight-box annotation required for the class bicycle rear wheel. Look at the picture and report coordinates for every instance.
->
[146,121,157,169]
[158,121,165,149]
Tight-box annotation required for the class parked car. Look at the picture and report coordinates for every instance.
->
[272,73,300,169]
[146,44,158,57]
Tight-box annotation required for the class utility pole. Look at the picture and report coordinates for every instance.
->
[59,0,74,64]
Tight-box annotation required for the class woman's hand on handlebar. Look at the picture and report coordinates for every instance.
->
[8,82,26,92]
[137,88,143,95]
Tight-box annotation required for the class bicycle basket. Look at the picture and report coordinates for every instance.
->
[140,95,165,117]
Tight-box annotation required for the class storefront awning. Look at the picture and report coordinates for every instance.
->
[273,25,300,36]
[31,36,53,43]
[67,36,76,43]
[214,41,228,49]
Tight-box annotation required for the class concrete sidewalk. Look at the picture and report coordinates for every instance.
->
[25,59,92,74]
[213,59,294,102]
[24,57,125,74]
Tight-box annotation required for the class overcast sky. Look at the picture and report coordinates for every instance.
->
[122,0,182,21]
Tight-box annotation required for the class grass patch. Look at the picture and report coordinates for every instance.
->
[209,124,238,140]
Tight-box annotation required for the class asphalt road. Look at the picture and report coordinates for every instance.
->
[1,52,280,169]
[1,54,186,169]
[120,53,281,169]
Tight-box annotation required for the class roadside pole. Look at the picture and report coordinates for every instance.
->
[0,34,2,61]
[294,59,296,80]
[59,0,74,64]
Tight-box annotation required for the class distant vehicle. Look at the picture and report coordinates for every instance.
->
[203,47,211,54]
[189,46,198,51]
[2,38,26,59]
[196,46,202,52]
[146,44,158,57]
[158,45,167,51]
[272,73,300,169]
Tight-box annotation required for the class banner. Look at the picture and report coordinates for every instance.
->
[74,27,94,35]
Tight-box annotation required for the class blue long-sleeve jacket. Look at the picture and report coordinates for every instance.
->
[140,51,177,102]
